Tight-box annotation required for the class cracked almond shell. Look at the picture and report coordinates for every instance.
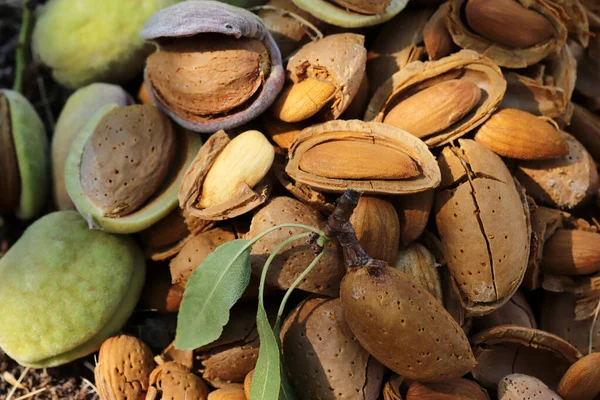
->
[435,139,531,316]
[291,0,407,28]
[471,326,581,392]
[281,297,384,400]
[179,130,273,221]
[365,50,506,147]
[446,0,568,68]
[246,196,345,296]
[0,89,49,220]
[141,0,284,133]
[514,132,600,209]
[65,104,203,233]
[286,120,441,195]
[472,290,537,332]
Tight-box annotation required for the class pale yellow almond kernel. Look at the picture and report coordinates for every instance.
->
[272,78,337,123]
[383,79,481,139]
[199,130,274,209]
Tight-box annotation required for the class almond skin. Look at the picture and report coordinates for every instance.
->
[340,265,476,381]
[558,353,600,400]
[465,0,556,49]
[474,109,568,160]
[541,229,600,276]
[271,78,337,123]
[299,139,421,180]
[423,3,455,60]
[407,379,490,400]
[383,80,481,139]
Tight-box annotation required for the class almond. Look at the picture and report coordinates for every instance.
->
[95,335,155,400]
[350,196,400,265]
[465,0,556,49]
[474,109,568,160]
[383,79,481,139]
[392,190,434,245]
[541,229,600,276]
[557,353,600,400]
[208,388,247,400]
[149,361,210,400]
[244,370,254,399]
[80,104,176,217]
[299,140,420,180]
[271,78,337,123]
[407,379,490,400]
[393,243,443,302]
[423,3,455,61]
[498,374,563,400]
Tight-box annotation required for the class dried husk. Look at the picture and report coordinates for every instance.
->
[392,190,434,246]
[149,362,210,400]
[382,374,405,400]
[523,205,564,290]
[435,139,531,316]
[470,326,582,392]
[541,291,600,355]
[195,303,260,388]
[179,131,272,221]
[286,120,441,194]
[280,297,384,400]
[515,132,600,209]
[282,33,367,121]
[350,196,400,265]
[547,0,590,47]
[141,1,285,133]
[246,196,345,296]
[498,374,563,400]
[290,0,408,28]
[257,0,324,59]
[393,243,443,303]
[367,7,433,92]
[472,290,537,332]
[446,0,569,68]
[365,50,507,147]
[80,105,177,218]
[568,103,600,162]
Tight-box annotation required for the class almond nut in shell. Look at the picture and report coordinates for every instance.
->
[286,120,441,195]
[435,139,531,316]
[366,50,506,147]
[246,196,345,296]
[280,297,384,400]
[179,130,274,221]
[272,34,366,123]
[474,108,568,160]
[149,361,210,400]
[65,103,203,233]
[392,190,435,246]
[95,335,155,400]
[141,1,284,133]
[393,242,443,302]
[498,374,563,400]
[514,132,600,209]
[446,0,568,68]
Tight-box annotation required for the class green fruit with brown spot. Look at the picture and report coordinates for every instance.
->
[340,264,476,382]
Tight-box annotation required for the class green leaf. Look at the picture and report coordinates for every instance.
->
[250,305,281,400]
[279,345,298,400]
[175,239,251,349]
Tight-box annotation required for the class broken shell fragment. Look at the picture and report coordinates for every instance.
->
[435,139,531,316]
[366,50,506,147]
[290,0,408,28]
[179,130,274,221]
[286,120,441,194]
[272,34,367,123]
[65,104,203,233]
[446,0,568,68]
[141,0,285,133]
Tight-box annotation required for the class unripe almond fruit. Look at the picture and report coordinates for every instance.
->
[465,0,556,49]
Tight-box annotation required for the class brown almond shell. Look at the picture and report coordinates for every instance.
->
[472,290,537,332]
[446,0,568,68]
[286,120,441,194]
[501,71,568,120]
[140,1,285,133]
[149,362,210,400]
[285,33,367,120]
[365,50,507,147]
[471,326,581,392]
[280,297,384,400]
[179,131,271,221]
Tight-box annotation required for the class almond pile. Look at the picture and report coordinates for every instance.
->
[4,0,600,399]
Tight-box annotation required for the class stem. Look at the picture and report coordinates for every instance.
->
[275,243,328,330]
[13,1,35,93]
[258,232,312,306]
